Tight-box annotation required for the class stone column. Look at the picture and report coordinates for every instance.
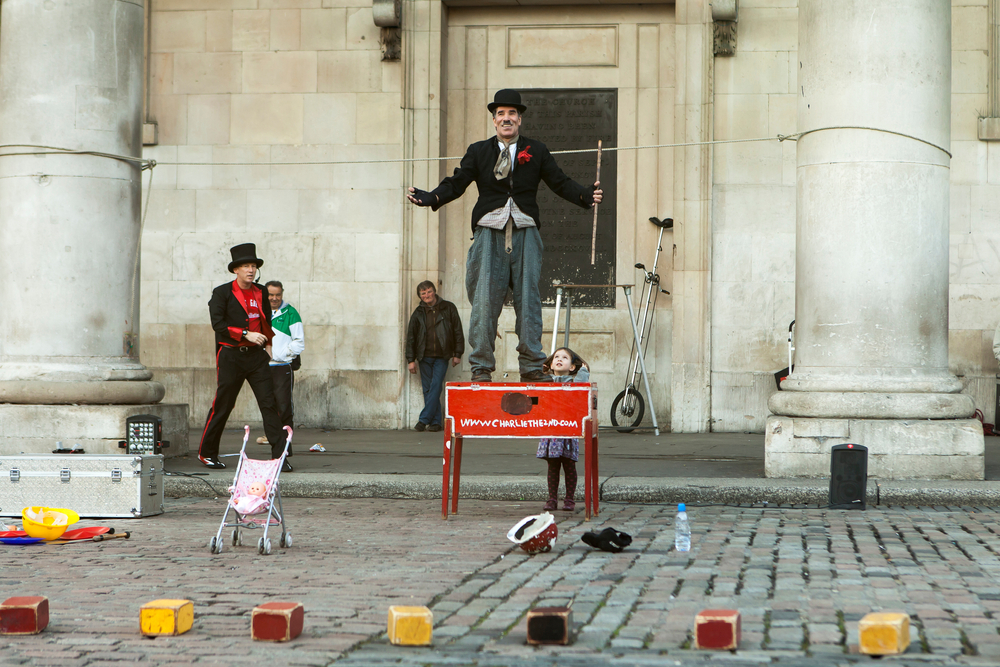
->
[0,0,163,405]
[765,0,983,479]
[401,0,446,427]
[670,0,714,432]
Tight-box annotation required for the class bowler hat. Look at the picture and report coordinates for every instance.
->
[488,89,527,114]
[228,243,264,273]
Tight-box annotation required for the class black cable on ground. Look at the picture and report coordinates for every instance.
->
[163,470,226,498]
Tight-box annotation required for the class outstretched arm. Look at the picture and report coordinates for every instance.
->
[407,187,438,207]
[591,181,603,205]
[406,144,480,211]
[539,148,603,209]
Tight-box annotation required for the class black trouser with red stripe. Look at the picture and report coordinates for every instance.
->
[198,345,287,460]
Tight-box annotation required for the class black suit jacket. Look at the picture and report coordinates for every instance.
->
[429,136,594,232]
[209,280,274,348]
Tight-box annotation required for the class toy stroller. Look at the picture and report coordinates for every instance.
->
[209,425,292,556]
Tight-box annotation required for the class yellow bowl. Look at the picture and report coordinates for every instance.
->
[21,506,81,540]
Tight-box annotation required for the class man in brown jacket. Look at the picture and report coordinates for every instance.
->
[405,281,464,431]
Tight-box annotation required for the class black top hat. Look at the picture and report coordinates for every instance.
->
[228,243,264,273]
[488,89,526,114]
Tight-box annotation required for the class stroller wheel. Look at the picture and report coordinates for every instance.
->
[210,536,223,554]
[280,532,292,548]
[257,537,264,553]
[263,538,272,556]
[231,529,241,546]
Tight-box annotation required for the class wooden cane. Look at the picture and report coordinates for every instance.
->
[591,140,602,265]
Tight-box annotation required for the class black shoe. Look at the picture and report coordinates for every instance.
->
[519,370,553,383]
[471,371,492,382]
[199,456,226,469]
[281,460,293,473]
[414,421,427,432]
[427,423,442,432]
[581,527,632,553]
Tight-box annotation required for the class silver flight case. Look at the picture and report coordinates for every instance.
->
[0,454,164,518]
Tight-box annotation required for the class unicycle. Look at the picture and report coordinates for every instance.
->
[610,216,672,431]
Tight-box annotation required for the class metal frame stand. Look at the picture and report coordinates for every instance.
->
[550,287,572,355]
[551,284,660,436]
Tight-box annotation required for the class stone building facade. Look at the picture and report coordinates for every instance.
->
[137,0,1000,435]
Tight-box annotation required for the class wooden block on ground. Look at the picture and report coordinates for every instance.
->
[387,605,432,646]
[140,599,194,636]
[526,606,571,645]
[252,602,304,642]
[859,612,910,655]
[694,609,741,650]
[0,596,49,635]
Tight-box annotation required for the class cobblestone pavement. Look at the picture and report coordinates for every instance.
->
[6,498,1000,666]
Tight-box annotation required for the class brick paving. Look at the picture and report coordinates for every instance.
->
[5,498,1000,665]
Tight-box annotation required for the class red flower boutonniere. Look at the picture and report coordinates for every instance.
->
[517,147,532,165]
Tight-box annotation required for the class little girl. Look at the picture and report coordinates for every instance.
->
[537,347,590,512]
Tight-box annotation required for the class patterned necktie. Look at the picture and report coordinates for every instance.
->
[493,137,518,180]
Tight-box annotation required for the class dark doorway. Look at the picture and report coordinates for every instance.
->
[520,88,617,308]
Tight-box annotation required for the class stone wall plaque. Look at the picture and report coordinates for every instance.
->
[520,88,617,307]
[507,26,618,68]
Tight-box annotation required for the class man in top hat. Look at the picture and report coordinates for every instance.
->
[407,89,602,383]
[197,243,291,471]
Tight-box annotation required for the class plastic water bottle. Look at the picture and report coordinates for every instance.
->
[674,503,691,552]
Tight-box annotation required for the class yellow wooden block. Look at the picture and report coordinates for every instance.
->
[859,612,910,655]
[387,605,432,646]
[140,599,194,636]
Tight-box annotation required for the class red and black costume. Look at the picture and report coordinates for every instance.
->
[198,246,288,463]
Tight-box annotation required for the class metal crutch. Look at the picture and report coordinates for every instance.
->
[622,285,659,436]
[551,287,574,356]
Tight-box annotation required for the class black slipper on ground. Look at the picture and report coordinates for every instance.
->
[581,527,632,553]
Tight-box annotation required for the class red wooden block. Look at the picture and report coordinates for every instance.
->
[694,609,741,650]
[0,596,49,635]
[251,602,303,642]
[526,606,571,645]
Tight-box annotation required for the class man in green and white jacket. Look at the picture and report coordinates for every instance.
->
[262,281,305,453]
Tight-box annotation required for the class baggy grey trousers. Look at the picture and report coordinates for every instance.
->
[466,224,546,376]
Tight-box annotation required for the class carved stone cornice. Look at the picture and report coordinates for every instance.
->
[711,0,737,57]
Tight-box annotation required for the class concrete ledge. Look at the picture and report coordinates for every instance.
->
[167,474,552,500]
[165,473,1000,506]
[768,391,975,420]
[0,381,165,405]
[765,415,985,480]
[0,404,189,456]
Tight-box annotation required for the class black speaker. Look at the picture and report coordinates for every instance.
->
[829,443,867,510]
[119,414,169,455]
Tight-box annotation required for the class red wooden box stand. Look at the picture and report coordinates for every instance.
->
[442,382,599,520]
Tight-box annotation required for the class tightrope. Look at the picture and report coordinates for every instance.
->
[152,135,782,166]
[0,144,154,168]
[0,125,952,169]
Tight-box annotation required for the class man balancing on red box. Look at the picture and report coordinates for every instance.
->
[407,89,603,383]
[196,243,291,472]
